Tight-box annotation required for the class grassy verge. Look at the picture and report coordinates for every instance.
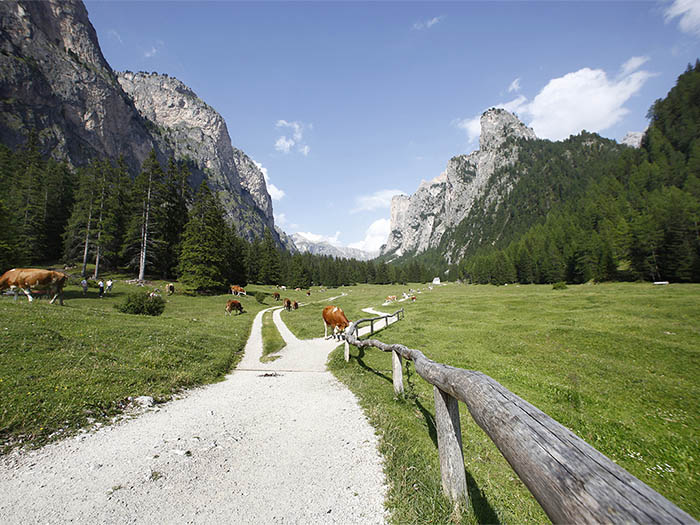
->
[323,282,699,523]
[261,309,285,362]
[0,276,267,452]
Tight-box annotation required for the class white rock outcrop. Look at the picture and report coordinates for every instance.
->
[381,108,536,257]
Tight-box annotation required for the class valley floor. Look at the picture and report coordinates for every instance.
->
[0,306,393,523]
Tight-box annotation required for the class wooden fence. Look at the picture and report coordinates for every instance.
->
[342,312,696,524]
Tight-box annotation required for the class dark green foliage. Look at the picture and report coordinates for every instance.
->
[552,281,567,290]
[254,291,266,304]
[177,182,228,292]
[115,291,166,316]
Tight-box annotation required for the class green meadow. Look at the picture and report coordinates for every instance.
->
[285,282,700,523]
[1,280,698,523]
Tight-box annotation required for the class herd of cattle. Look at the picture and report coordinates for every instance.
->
[0,268,356,341]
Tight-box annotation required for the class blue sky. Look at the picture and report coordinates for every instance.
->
[85,0,700,252]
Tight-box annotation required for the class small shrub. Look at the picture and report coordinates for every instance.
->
[254,291,267,304]
[552,281,568,290]
[115,291,166,316]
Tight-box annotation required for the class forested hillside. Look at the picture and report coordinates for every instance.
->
[395,61,699,285]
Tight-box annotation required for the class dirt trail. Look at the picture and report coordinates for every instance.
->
[0,304,396,524]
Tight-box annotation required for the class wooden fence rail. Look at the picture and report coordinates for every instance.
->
[343,314,696,524]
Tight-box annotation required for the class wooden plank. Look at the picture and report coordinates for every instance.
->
[433,386,468,506]
[343,327,696,524]
[392,350,404,395]
[344,340,350,362]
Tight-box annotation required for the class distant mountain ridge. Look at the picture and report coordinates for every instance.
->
[291,233,377,261]
[0,0,292,249]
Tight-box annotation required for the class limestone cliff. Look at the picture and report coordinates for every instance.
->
[0,0,289,247]
[381,108,536,258]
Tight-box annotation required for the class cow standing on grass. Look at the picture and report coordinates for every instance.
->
[231,285,246,296]
[0,268,68,305]
[283,298,292,311]
[322,305,350,340]
[273,292,280,301]
[292,300,299,310]
[225,299,244,315]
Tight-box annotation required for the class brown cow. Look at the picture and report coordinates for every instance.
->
[322,305,350,340]
[0,268,68,305]
[306,290,311,296]
[283,298,292,311]
[166,283,175,295]
[225,299,244,315]
[273,292,281,301]
[292,300,299,310]
[231,285,246,296]
[386,295,397,302]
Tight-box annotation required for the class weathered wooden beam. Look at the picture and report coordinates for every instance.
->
[433,386,468,506]
[392,350,404,395]
[343,323,696,524]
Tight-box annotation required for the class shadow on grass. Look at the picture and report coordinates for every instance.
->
[352,346,500,524]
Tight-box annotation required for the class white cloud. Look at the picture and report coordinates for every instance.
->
[413,16,445,30]
[296,231,342,247]
[274,213,298,230]
[348,218,391,253]
[274,120,310,155]
[144,46,157,58]
[274,136,294,153]
[456,58,654,143]
[665,0,700,36]
[620,56,650,76]
[508,77,521,93]
[254,160,285,200]
[352,189,406,213]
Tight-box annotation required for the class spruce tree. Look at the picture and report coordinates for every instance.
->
[178,182,227,292]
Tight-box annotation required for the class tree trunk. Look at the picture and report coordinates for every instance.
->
[138,172,152,281]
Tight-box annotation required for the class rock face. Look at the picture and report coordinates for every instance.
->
[621,131,644,148]
[291,234,377,261]
[0,0,154,173]
[381,108,536,258]
[116,71,279,242]
[0,0,287,247]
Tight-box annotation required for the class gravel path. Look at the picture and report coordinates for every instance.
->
[0,305,393,524]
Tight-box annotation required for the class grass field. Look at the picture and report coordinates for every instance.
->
[261,309,285,361]
[2,279,698,523]
[284,282,700,523]
[0,275,272,452]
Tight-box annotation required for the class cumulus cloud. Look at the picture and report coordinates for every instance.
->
[296,231,342,247]
[413,16,445,30]
[508,77,521,93]
[144,46,157,58]
[254,161,285,201]
[352,189,406,213]
[348,218,391,253]
[456,58,654,143]
[274,212,298,230]
[665,0,700,36]
[274,120,311,155]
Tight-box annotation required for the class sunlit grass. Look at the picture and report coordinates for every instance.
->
[261,309,285,361]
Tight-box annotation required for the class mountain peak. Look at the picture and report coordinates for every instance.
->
[479,108,536,151]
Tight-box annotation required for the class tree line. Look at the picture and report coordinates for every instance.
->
[0,142,435,291]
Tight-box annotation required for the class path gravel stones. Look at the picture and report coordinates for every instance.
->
[0,305,392,524]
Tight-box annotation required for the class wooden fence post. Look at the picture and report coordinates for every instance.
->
[433,386,468,507]
[385,315,389,328]
[344,340,350,362]
[392,350,404,395]
[370,319,374,335]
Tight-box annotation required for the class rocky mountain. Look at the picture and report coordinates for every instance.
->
[621,131,644,148]
[381,108,536,259]
[0,0,290,248]
[291,233,377,261]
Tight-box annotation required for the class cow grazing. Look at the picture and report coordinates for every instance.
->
[322,305,350,340]
[273,292,281,301]
[283,298,292,311]
[292,300,299,310]
[0,268,68,305]
[386,295,397,302]
[411,295,417,302]
[306,290,311,296]
[166,283,175,295]
[231,285,246,296]
[225,299,244,315]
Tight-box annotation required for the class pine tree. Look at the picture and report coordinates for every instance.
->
[178,182,227,292]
